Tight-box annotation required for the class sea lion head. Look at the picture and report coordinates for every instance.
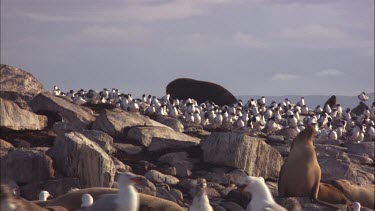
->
[294,125,316,144]
[330,180,351,192]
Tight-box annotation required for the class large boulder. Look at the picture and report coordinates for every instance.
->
[0,99,48,131]
[30,92,95,129]
[166,78,237,106]
[343,142,375,160]
[49,132,116,188]
[1,148,55,183]
[202,133,283,179]
[155,116,184,132]
[92,109,169,137]
[126,126,201,151]
[0,64,44,110]
[81,130,116,154]
[316,144,374,185]
[144,170,179,185]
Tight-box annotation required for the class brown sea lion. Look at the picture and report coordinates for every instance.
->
[318,183,351,205]
[35,187,184,211]
[278,125,343,209]
[1,184,67,211]
[331,179,375,210]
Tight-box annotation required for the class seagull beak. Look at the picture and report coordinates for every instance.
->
[130,177,143,184]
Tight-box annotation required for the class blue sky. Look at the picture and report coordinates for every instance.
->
[1,0,373,97]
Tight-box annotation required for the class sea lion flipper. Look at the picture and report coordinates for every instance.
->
[278,165,285,197]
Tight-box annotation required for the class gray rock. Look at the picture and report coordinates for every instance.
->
[0,64,44,110]
[1,148,55,183]
[0,99,47,131]
[347,153,373,165]
[52,121,75,135]
[0,139,14,150]
[30,92,95,129]
[144,170,179,185]
[156,187,177,203]
[127,126,201,152]
[220,201,245,211]
[316,144,374,185]
[156,116,184,132]
[343,142,375,160]
[202,132,283,179]
[158,152,195,178]
[92,108,169,137]
[49,132,116,188]
[113,143,143,155]
[276,197,346,211]
[81,130,116,154]
[20,178,80,200]
[134,176,157,196]
[112,157,131,172]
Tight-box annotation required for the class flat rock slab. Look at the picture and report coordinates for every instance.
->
[49,132,116,188]
[1,99,48,130]
[202,132,283,180]
[30,92,95,129]
[92,109,170,137]
[126,126,201,151]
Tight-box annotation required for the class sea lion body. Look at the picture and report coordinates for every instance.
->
[318,183,351,205]
[278,125,321,199]
[331,180,375,209]
[35,187,184,211]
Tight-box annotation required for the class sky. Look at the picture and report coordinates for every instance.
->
[1,0,374,98]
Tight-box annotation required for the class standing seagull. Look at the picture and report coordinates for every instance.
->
[237,176,286,211]
[358,92,369,101]
[87,172,142,211]
[189,179,213,211]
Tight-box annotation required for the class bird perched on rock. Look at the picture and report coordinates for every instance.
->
[237,176,287,211]
[87,172,142,211]
[358,92,369,101]
[189,178,213,211]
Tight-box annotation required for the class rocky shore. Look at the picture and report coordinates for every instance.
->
[1,64,374,211]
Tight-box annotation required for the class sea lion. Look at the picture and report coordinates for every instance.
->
[35,187,184,211]
[1,184,67,211]
[278,126,343,209]
[318,183,351,205]
[331,179,375,210]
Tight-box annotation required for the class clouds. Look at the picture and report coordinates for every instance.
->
[271,73,300,81]
[1,0,373,97]
[77,25,151,45]
[2,0,233,22]
[279,24,342,40]
[316,69,343,77]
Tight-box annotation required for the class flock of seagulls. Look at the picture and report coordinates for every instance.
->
[53,86,375,143]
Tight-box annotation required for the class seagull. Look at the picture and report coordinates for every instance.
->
[87,172,142,211]
[81,194,94,209]
[358,92,369,101]
[188,179,213,211]
[39,191,52,201]
[237,176,286,211]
